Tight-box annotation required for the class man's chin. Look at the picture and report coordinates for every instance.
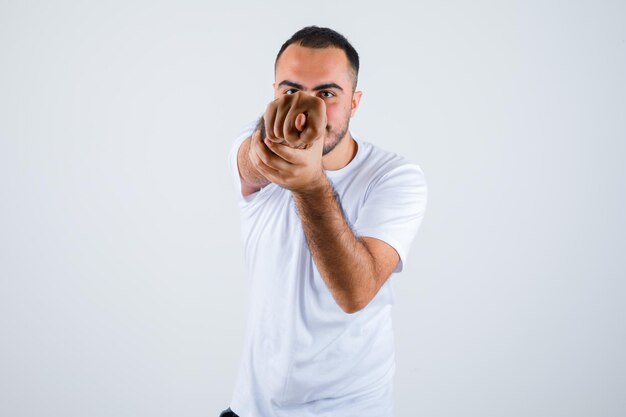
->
[322,136,341,156]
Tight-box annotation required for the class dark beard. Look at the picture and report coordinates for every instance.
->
[322,121,349,156]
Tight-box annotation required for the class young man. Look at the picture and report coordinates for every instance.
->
[222,26,428,417]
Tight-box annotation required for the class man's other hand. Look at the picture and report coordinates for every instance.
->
[248,127,325,193]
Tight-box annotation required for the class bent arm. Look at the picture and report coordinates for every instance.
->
[237,117,271,196]
[292,176,390,314]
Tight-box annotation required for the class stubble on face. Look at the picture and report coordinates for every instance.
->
[322,109,351,156]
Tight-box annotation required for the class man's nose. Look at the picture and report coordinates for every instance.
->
[299,90,317,98]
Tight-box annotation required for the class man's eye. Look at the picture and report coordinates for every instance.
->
[284,89,297,94]
[320,91,334,98]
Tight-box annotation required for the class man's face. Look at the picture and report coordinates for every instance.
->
[274,44,362,155]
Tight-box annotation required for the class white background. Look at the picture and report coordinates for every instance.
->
[1,1,624,416]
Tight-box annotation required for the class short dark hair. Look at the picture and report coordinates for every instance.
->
[274,26,360,92]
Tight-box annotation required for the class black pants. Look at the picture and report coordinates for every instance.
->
[219,407,239,417]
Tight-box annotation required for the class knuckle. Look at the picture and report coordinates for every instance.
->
[277,99,291,112]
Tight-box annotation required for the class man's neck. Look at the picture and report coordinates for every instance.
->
[322,132,358,171]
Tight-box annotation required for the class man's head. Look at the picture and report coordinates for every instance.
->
[275,26,360,92]
[273,26,363,156]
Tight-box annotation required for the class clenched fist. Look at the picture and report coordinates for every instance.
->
[246,91,330,193]
[263,91,327,149]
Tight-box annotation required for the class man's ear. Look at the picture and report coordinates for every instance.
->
[350,90,363,118]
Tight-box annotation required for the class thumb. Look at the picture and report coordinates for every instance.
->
[295,113,307,132]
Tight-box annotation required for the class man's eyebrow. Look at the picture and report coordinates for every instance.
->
[278,80,344,92]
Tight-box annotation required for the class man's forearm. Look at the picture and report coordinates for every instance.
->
[237,117,270,189]
[291,175,376,314]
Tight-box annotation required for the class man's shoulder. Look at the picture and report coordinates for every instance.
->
[356,138,424,183]
[234,119,260,141]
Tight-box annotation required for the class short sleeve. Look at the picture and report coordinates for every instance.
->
[352,163,428,273]
[228,119,263,205]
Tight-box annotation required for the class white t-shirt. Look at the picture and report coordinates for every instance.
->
[227,119,428,417]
